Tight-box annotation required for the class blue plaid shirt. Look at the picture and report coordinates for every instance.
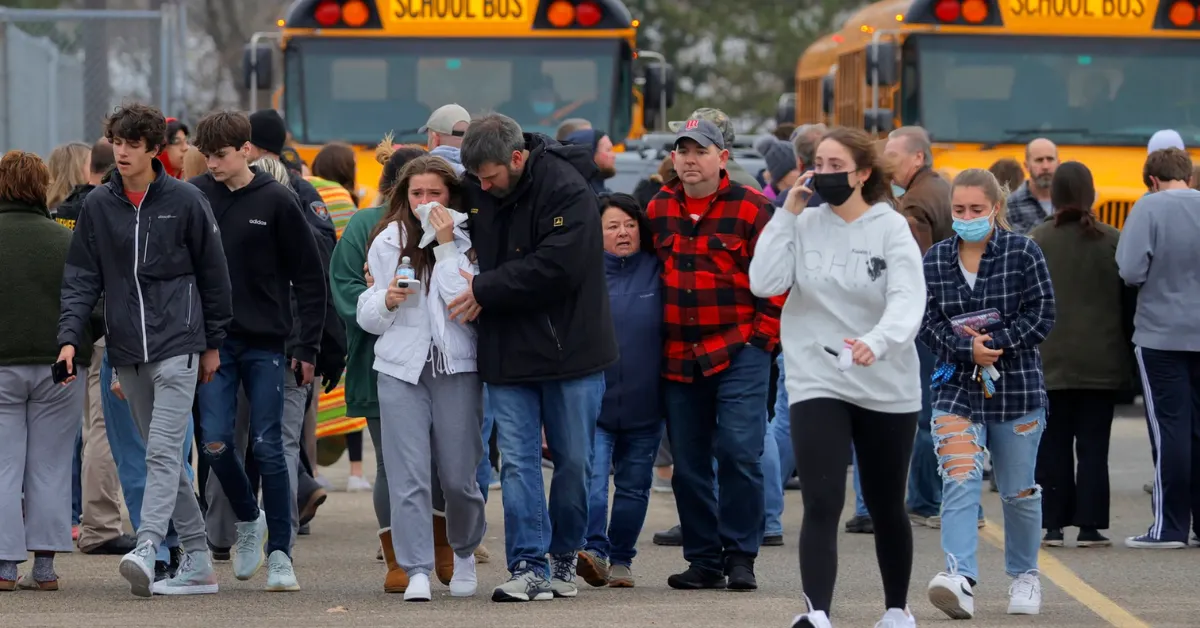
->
[1006,182,1051,236]
[920,228,1056,423]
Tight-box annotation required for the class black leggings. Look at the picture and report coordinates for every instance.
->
[792,398,917,614]
[346,430,364,463]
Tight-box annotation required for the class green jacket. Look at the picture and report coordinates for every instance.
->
[726,158,763,192]
[0,201,95,367]
[1029,218,1136,392]
[330,206,384,418]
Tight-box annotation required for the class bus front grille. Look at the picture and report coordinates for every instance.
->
[1096,201,1134,230]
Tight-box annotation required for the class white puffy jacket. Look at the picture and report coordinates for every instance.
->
[356,220,478,385]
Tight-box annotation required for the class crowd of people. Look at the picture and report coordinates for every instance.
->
[0,98,1196,628]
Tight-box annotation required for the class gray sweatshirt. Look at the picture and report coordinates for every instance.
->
[1115,188,1200,351]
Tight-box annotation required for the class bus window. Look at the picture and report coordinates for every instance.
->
[284,37,622,145]
[908,34,1200,147]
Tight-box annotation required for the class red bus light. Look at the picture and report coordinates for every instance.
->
[314,0,341,27]
[576,1,603,26]
[934,0,961,22]
[1168,0,1196,26]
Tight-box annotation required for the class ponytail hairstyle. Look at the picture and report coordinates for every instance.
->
[818,126,896,208]
[374,131,428,202]
[1049,161,1101,239]
[950,168,1012,230]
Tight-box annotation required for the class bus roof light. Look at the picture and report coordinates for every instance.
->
[313,0,341,27]
[934,0,961,22]
[1169,0,1195,26]
[961,0,988,22]
[547,0,576,27]
[342,0,370,27]
[576,1,603,27]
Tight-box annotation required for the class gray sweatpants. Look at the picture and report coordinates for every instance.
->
[206,380,306,549]
[0,365,86,560]
[117,355,206,554]
[378,360,485,577]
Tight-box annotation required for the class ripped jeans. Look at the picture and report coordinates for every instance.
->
[932,407,1045,582]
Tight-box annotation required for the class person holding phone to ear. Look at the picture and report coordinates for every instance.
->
[357,155,486,602]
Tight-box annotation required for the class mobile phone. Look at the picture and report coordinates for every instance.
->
[392,278,422,308]
[293,361,305,386]
[51,360,71,384]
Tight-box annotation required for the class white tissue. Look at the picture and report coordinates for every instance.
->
[413,202,469,249]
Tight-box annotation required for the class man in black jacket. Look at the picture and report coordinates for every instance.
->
[189,110,327,592]
[56,102,233,598]
[455,113,618,603]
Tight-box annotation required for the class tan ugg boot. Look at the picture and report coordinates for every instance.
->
[433,514,454,585]
[379,528,408,593]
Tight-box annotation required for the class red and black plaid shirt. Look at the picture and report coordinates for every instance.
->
[646,173,785,383]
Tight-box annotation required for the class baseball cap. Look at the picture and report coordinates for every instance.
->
[673,118,726,150]
[420,104,471,136]
[1148,129,1185,154]
[668,107,735,146]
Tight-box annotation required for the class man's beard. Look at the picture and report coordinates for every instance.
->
[598,164,617,179]
[1034,173,1053,189]
[486,167,523,198]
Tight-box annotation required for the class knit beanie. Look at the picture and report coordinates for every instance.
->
[249,109,287,156]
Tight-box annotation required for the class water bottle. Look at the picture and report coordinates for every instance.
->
[395,256,415,282]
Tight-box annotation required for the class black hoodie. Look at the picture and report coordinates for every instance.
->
[463,133,618,384]
[189,168,327,364]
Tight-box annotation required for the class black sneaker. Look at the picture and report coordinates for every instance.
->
[168,546,185,578]
[762,534,784,547]
[1041,528,1064,547]
[652,525,683,546]
[724,556,757,591]
[80,533,137,555]
[1076,528,1111,547]
[209,543,231,562]
[154,560,170,582]
[844,515,873,534]
[666,565,727,590]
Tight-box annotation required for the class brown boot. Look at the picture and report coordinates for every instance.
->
[378,528,408,593]
[433,513,454,585]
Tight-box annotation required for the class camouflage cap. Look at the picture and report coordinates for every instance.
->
[668,107,735,146]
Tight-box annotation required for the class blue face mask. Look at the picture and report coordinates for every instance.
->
[891,183,906,198]
[532,101,555,116]
[953,212,994,242]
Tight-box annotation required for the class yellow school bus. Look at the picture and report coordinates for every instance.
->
[246,0,666,209]
[794,0,1200,229]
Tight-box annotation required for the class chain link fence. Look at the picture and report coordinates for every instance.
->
[0,6,184,158]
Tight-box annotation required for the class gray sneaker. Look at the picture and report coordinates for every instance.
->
[151,550,218,595]
[608,564,635,588]
[491,561,553,602]
[549,553,578,598]
[265,550,300,592]
[118,539,157,598]
[233,510,268,580]
[651,474,672,493]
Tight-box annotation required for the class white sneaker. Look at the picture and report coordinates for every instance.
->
[404,573,431,602]
[927,572,975,620]
[875,607,916,628]
[346,475,372,492]
[1007,571,1041,615]
[790,610,832,628]
[450,553,478,597]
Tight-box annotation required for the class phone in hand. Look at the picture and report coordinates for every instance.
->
[393,278,422,308]
[293,361,305,386]
[51,360,71,384]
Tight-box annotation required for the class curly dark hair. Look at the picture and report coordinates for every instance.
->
[104,102,167,153]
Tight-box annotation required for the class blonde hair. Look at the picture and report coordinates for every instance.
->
[46,142,91,209]
[182,149,208,179]
[252,156,293,190]
[951,168,1011,230]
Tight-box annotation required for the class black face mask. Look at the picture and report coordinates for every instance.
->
[812,172,855,206]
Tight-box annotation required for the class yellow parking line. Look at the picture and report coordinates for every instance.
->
[979,519,1150,628]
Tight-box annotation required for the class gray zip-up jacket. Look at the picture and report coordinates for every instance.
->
[1116,188,1200,352]
[57,159,233,367]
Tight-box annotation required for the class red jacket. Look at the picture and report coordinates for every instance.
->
[646,172,785,383]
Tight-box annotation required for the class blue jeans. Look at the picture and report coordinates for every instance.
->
[584,423,662,565]
[762,423,784,536]
[196,338,293,556]
[934,408,1045,581]
[906,341,941,517]
[491,373,605,575]
[664,345,770,574]
[851,449,868,518]
[72,427,82,526]
[477,385,495,503]
[101,351,194,563]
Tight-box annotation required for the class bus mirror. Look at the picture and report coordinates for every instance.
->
[242,44,274,91]
[775,93,796,125]
[643,64,677,111]
[864,108,895,133]
[821,74,835,115]
[866,42,898,87]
